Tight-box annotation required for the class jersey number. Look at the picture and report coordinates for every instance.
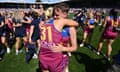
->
[41,26,52,42]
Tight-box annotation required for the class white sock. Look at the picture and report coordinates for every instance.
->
[16,50,19,53]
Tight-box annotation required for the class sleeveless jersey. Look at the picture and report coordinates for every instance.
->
[88,19,95,25]
[40,23,63,59]
[47,19,70,47]
[40,19,69,71]
[103,16,119,39]
[105,16,117,31]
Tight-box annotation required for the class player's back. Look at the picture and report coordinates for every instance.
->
[40,22,63,60]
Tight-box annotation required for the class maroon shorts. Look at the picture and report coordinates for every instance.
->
[26,27,30,33]
[39,52,68,72]
[103,30,118,39]
[84,26,94,34]
[63,54,69,67]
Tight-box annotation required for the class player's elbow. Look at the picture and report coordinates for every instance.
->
[73,20,79,27]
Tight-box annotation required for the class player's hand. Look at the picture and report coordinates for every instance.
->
[50,44,63,52]
[29,39,34,44]
[40,23,45,28]
[21,20,25,23]
[17,24,22,27]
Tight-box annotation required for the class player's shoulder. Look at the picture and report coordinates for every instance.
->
[60,18,74,23]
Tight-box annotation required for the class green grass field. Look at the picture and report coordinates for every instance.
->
[0,14,120,72]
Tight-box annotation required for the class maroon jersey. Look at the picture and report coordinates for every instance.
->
[103,17,119,39]
[40,23,63,59]
[39,23,66,72]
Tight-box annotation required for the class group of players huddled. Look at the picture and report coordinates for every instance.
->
[0,3,120,72]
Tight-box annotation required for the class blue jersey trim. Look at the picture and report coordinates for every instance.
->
[47,19,70,37]
[47,19,54,24]
[110,16,113,19]
[89,19,95,25]
[62,27,70,37]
